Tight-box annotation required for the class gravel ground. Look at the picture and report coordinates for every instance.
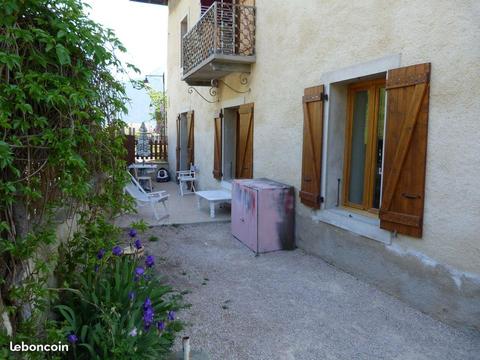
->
[133,222,480,360]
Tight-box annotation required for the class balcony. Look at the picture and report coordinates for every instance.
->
[182,2,256,86]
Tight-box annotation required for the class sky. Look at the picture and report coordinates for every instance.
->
[84,0,169,128]
[84,0,168,79]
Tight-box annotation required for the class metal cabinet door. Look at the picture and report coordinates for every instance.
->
[231,183,258,252]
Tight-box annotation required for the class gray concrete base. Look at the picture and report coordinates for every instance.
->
[296,214,480,331]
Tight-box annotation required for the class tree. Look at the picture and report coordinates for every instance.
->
[145,85,167,138]
[0,0,135,340]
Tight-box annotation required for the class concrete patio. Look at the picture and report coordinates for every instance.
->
[135,222,480,360]
[115,180,231,228]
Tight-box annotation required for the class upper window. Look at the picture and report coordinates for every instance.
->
[201,0,215,15]
[343,78,386,213]
[180,16,188,68]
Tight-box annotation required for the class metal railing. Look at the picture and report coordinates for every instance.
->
[182,1,256,75]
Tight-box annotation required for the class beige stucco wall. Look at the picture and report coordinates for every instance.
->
[167,0,480,275]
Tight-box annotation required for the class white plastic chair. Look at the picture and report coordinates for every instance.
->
[177,164,197,196]
[124,173,169,220]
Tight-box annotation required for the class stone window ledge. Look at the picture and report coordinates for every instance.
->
[312,208,392,245]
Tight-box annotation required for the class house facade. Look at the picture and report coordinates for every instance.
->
[156,0,479,329]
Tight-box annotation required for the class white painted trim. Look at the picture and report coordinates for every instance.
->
[221,96,247,109]
[313,208,392,245]
[321,54,401,84]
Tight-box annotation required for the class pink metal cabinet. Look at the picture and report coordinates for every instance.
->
[231,178,295,254]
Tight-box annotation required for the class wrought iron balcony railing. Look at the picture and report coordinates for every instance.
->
[182,2,256,86]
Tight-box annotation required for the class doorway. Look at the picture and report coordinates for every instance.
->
[222,108,237,181]
[220,103,254,181]
[176,111,194,172]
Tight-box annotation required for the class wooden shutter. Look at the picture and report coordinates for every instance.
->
[176,114,181,173]
[300,85,325,209]
[380,63,431,238]
[124,134,136,166]
[236,103,254,179]
[186,111,194,166]
[213,116,223,179]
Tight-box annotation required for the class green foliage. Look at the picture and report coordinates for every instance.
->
[0,0,137,347]
[145,84,167,133]
[56,252,183,359]
[130,220,149,234]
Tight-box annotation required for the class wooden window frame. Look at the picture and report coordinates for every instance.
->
[343,78,386,214]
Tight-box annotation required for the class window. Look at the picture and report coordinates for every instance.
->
[201,0,215,15]
[343,78,386,213]
[300,60,431,238]
[180,16,188,68]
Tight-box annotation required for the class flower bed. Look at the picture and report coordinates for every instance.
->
[56,230,183,359]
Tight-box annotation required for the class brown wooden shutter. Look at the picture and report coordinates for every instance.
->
[176,114,181,173]
[213,116,223,179]
[380,63,431,238]
[236,103,254,179]
[300,85,325,209]
[186,111,194,166]
[124,134,136,166]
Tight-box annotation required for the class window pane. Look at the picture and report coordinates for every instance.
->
[372,87,386,209]
[348,90,369,205]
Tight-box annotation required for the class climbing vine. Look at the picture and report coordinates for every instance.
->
[0,0,135,342]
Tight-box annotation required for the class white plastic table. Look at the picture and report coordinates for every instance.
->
[128,163,157,191]
[195,190,232,218]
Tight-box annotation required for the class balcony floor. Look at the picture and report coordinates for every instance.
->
[182,54,256,86]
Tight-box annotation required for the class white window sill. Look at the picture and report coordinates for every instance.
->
[312,208,392,245]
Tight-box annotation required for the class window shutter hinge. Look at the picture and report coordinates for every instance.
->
[321,93,328,101]
[320,196,324,203]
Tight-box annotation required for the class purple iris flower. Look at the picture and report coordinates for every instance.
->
[112,245,123,256]
[145,255,155,268]
[134,239,142,250]
[157,321,165,331]
[96,249,106,260]
[67,332,78,344]
[94,264,99,273]
[128,291,135,301]
[128,228,137,238]
[143,304,155,330]
[143,297,152,310]
[135,267,145,277]
[167,310,175,321]
[144,307,154,322]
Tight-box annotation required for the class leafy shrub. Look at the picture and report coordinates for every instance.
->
[56,244,182,359]
[0,0,136,340]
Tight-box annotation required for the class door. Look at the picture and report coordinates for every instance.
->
[231,181,258,252]
[176,113,189,172]
[235,103,254,179]
[222,108,237,181]
[176,115,181,173]
[186,111,194,167]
